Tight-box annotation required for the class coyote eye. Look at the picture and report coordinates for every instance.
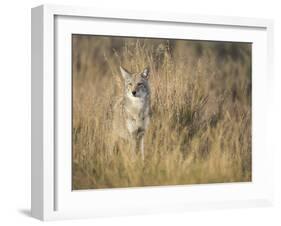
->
[128,83,132,87]
[137,83,143,87]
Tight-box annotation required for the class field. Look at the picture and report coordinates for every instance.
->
[72,35,252,189]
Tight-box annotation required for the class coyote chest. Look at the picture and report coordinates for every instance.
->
[124,98,150,137]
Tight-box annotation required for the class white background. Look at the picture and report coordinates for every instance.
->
[0,0,280,225]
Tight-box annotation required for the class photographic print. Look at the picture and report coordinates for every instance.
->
[72,35,252,190]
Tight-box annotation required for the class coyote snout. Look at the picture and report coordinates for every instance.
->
[112,66,151,160]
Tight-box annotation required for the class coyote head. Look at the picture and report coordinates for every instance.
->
[120,66,150,99]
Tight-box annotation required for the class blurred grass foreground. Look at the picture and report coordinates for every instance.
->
[72,35,252,189]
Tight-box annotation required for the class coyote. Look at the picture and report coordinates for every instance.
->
[112,66,151,160]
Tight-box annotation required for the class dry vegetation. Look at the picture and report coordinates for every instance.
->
[72,35,252,189]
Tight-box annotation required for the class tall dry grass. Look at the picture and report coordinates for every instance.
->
[72,35,251,189]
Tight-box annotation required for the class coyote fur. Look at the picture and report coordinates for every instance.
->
[113,66,151,160]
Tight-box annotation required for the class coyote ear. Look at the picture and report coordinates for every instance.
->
[141,67,150,79]
[120,66,132,81]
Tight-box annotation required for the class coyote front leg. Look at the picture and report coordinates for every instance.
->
[136,135,144,160]
[140,136,144,160]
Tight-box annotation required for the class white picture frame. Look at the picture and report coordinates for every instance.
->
[31,4,274,221]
